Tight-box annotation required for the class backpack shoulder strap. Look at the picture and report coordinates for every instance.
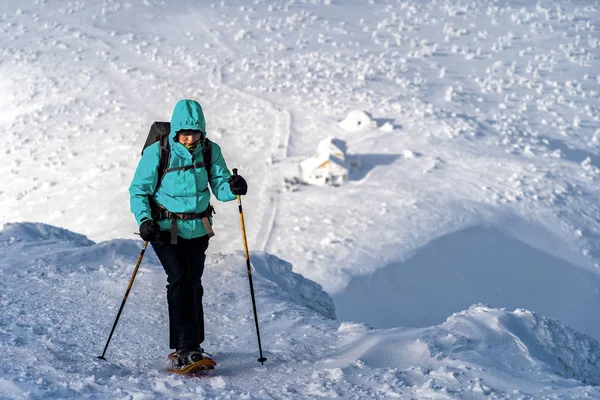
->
[154,134,171,194]
[203,137,213,183]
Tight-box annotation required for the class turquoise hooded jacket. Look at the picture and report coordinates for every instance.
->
[129,100,237,239]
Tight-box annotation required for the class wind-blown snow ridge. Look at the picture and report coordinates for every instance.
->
[2,223,600,398]
[250,252,336,319]
[2,222,94,247]
[442,305,600,386]
[327,305,600,393]
[0,222,154,270]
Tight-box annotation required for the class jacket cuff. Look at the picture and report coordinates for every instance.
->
[137,212,152,226]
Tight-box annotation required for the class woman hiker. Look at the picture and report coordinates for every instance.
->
[129,99,248,366]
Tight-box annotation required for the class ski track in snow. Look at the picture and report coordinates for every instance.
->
[194,3,293,253]
[212,60,291,252]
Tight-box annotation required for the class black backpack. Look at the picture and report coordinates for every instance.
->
[142,121,213,193]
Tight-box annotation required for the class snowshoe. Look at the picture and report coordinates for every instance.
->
[165,357,216,374]
[165,348,216,374]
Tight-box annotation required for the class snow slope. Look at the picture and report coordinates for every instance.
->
[1,0,599,328]
[2,0,600,397]
[2,222,600,399]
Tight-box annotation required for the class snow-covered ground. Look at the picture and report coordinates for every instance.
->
[3,222,600,398]
[1,0,600,398]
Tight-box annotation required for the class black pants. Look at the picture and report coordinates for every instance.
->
[151,231,209,350]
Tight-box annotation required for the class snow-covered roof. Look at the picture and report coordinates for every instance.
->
[300,151,348,172]
[316,136,347,160]
[300,136,349,174]
[338,110,377,131]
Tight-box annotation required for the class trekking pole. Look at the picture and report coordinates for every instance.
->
[98,241,149,360]
[232,168,267,365]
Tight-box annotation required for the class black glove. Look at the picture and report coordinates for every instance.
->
[140,219,160,242]
[229,174,248,195]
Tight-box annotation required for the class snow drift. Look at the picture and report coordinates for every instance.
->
[334,225,600,341]
[2,223,600,398]
[327,305,600,394]
[250,252,336,319]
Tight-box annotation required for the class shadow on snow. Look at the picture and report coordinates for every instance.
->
[333,225,600,341]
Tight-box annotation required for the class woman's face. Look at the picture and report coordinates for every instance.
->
[177,131,203,145]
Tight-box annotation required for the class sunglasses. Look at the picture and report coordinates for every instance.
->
[177,129,205,136]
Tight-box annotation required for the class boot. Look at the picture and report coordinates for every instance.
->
[176,347,204,366]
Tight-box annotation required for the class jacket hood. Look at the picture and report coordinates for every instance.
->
[170,100,206,139]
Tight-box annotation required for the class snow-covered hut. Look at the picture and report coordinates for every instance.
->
[337,110,377,131]
[300,136,349,186]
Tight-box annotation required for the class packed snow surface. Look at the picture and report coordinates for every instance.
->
[1,0,600,398]
[2,222,600,399]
